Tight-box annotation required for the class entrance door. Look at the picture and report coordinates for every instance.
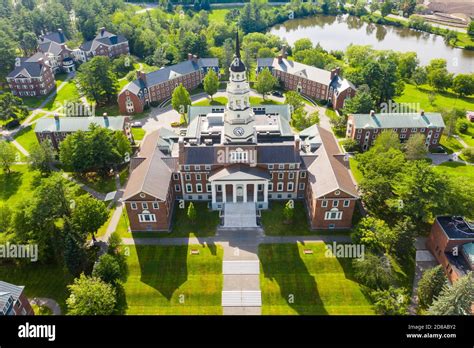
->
[236,185,244,202]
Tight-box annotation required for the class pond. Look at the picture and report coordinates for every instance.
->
[269,15,474,74]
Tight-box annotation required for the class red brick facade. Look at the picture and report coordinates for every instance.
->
[7,61,55,97]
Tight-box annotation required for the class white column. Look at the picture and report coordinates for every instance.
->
[243,184,247,203]
[254,183,258,202]
[233,183,237,203]
[222,184,226,203]
[264,181,268,203]
[211,183,216,204]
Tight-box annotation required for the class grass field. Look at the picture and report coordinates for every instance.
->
[439,135,464,154]
[261,201,351,236]
[433,161,474,181]
[0,165,38,207]
[259,243,374,315]
[395,83,474,112]
[72,172,117,194]
[193,96,227,106]
[131,128,146,141]
[13,125,39,154]
[0,263,72,312]
[459,123,474,147]
[122,244,223,314]
[349,157,363,184]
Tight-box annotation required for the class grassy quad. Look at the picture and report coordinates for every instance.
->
[458,123,474,147]
[432,161,474,181]
[122,244,223,315]
[13,125,39,154]
[0,165,38,207]
[259,243,374,315]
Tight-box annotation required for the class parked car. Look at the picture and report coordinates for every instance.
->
[272,90,283,97]
[131,121,142,128]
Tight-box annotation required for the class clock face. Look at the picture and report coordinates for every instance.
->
[233,127,245,136]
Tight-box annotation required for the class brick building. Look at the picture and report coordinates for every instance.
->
[256,51,356,110]
[346,110,445,151]
[426,216,474,283]
[123,33,358,232]
[118,54,219,115]
[37,29,76,73]
[0,281,34,316]
[34,115,132,150]
[6,53,55,97]
[79,27,129,62]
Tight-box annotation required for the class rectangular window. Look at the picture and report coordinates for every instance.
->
[299,183,305,190]
[142,202,148,209]
[205,165,211,170]
[343,200,350,207]
[411,128,417,132]
[131,202,137,210]
[289,164,295,169]
[186,184,192,193]
[173,173,179,180]
[195,165,201,170]
[196,184,202,192]
[268,183,273,191]
[300,171,306,178]
[288,172,294,180]
[278,164,284,169]
[321,200,328,208]
[175,184,181,192]
[152,202,159,209]
[278,173,284,180]
[277,183,284,191]
[400,134,406,139]
[287,182,294,191]
[268,164,274,170]
[333,200,339,207]
[195,174,201,181]
[207,184,212,192]
[184,165,190,171]
[324,211,342,220]
[138,214,156,222]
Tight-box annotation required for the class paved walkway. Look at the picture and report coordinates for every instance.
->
[29,297,62,315]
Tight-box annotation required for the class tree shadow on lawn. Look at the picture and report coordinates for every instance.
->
[0,171,22,202]
[260,243,328,315]
[136,245,188,300]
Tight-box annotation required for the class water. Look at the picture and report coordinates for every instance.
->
[269,15,474,74]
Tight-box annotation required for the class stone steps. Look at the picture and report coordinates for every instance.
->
[223,260,260,275]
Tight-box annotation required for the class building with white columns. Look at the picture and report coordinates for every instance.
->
[123,32,359,231]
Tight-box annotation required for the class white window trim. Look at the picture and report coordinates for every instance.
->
[131,202,137,210]
[333,200,339,207]
[324,210,342,220]
[343,200,350,207]
[196,184,203,193]
[138,213,156,223]
[321,200,328,208]
[142,202,148,209]
[186,184,193,193]
[287,182,294,191]
[152,202,159,209]
[277,182,284,192]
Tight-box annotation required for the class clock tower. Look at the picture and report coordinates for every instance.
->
[223,31,256,144]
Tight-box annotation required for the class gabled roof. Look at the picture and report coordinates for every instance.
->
[123,129,176,201]
[40,31,68,44]
[0,281,24,311]
[209,164,271,181]
[7,53,51,78]
[351,112,445,129]
[34,116,126,133]
[80,30,128,52]
[306,126,358,198]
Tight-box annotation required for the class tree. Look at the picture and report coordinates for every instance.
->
[372,286,409,315]
[351,216,395,253]
[66,274,117,315]
[187,202,197,223]
[20,32,38,56]
[461,147,474,162]
[391,217,416,260]
[372,130,402,152]
[341,90,374,115]
[0,203,12,233]
[468,20,474,37]
[427,68,453,92]
[428,273,474,315]
[293,38,313,54]
[0,30,17,79]
[93,254,121,285]
[0,140,16,174]
[380,0,394,17]
[417,265,447,309]
[0,93,29,122]
[255,68,277,100]
[171,83,192,119]
[412,67,427,88]
[29,140,56,174]
[452,74,474,97]
[398,52,418,80]
[284,91,305,111]
[76,56,118,105]
[443,30,457,45]
[203,69,219,100]
[404,133,427,160]
[282,200,294,223]
[353,253,394,290]
[63,219,89,277]
[441,108,461,137]
[71,195,108,240]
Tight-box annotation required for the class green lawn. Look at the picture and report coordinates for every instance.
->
[395,83,474,113]
[29,111,47,124]
[433,161,474,180]
[193,96,227,106]
[459,123,474,147]
[349,157,363,184]
[122,244,223,314]
[13,125,38,154]
[261,201,351,236]
[72,172,117,194]
[439,135,464,154]
[208,8,232,23]
[0,165,38,207]
[0,263,72,312]
[249,96,282,105]
[259,243,374,315]
[131,128,146,141]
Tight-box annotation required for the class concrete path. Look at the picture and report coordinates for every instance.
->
[30,297,62,315]
[10,139,30,157]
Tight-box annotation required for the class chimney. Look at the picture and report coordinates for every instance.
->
[38,57,44,67]
[420,110,425,116]
[370,110,375,117]
[178,137,185,164]
[294,134,301,156]
[277,54,283,64]
[99,27,105,36]
[58,28,64,42]
[281,45,288,58]
[193,54,198,63]
[54,113,60,130]
[188,53,193,61]
[136,70,147,84]
[330,67,341,80]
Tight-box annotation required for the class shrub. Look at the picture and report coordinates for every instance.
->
[150,101,160,107]
[461,147,474,162]
[341,139,360,152]
[457,119,470,134]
